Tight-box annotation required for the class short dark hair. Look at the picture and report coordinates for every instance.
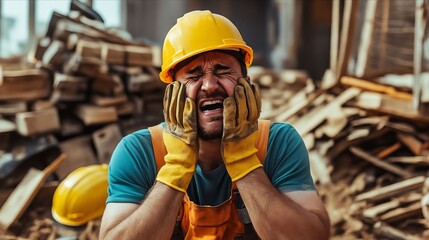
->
[170,49,247,80]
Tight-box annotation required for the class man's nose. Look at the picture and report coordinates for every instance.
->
[201,75,219,94]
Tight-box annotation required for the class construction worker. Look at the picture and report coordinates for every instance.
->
[99,10,330,239]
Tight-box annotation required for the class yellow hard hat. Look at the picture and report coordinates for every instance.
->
[159,10,254,83]
[51,164,108,226]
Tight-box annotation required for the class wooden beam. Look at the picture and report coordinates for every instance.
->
[397,133,423,156]
[355,0,377,77]
[373,221,421,240]
[336,0,359,79]
[340,76,413,100]
[0,154,66,230]
[355,176,425,202]
[292,87,361,136]
[330,0,340,74]
[380,201,422,223]
[413,0,425,109]
[350,147,414,178]
[376,142,401,159]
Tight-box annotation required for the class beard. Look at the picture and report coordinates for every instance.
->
[196,89,227,140]
[197,115,223,140]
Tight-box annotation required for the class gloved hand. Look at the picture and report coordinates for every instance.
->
[156,81,198,192]
[222,78,262,182]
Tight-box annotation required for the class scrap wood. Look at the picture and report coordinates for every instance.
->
[308,150,331,185]
[363,192,422,220]
[0,153,66,230]
[355,176,426,202]
[272,88,324,122]
[376,142,402,159]
[340,76,412,100]
[292,87,361,136]
[355,92,429,124]
[385,121,429,142]
[397,133,423,156]
[327,117,392,161]
[92,123,122,164]
[380,201,422,223]
[350,147,414,178]
[315,102,348,138]
[387,156,429,165]
[373,221,421,240]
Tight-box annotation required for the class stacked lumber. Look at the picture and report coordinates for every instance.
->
[0,1,165,237]
[252,67,429,239]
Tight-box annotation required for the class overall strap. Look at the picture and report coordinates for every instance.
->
[255,119,270,164]
[148,124,166,173]
[148,119,271,170]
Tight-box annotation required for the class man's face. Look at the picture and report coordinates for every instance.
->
[174,51,244,140]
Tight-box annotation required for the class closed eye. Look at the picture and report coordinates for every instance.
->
[187,75,201,81]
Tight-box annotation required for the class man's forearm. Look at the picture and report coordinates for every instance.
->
[236,168,330,240]
[100,182,184,240]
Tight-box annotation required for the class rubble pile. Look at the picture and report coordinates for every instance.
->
[0,2,164,239]
[251,68,429,239]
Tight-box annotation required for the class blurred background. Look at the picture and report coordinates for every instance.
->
[1,0,429,239]
[0,0,331,80]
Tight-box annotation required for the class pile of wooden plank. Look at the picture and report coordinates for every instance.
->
[0,3,165,237]
[251,67,429,239]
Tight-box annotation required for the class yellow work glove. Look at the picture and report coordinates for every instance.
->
[222,78,262,182]
[156,81,198,192]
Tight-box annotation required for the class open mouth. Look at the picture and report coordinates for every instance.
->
[200,99,223,112]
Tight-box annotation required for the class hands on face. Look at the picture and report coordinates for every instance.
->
[157,81,198,193]
[158,78,262,192]
[222,78,263,182]
[223,77,261,141]
[163,81,198,146]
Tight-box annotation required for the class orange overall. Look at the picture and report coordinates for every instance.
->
[148,120,270,239]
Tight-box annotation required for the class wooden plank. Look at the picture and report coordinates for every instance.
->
[380,201,422,223]
[397,133,423,156]
[336,0,359,79]
[363,192,421,219]
[74,104,118,126]
[57,135,97,180]
[340,76,413,100]
[92,124,122,164]
[413,0,425,109]
[292,87,361,136]
[0,68,51,101]
[51,72,88,102]
[373,221,421,240]
[330,0,340,74]
[309,150,331,185]
[0,101,27,116]
[355,176,425,202]
[378,0,390,70]
[350,147,414,178]
[355,0,377,77]
[355,92,429,123]
[376,142,401,159]
[15,108,61,136]
[0,154,65,230]
[101,42,125,65]
[0,118,16,133]
[317,103,347,138]
[387,156,429,165]
[274,90,324,122]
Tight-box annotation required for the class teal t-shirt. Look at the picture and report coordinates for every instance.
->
[107,122,315,206]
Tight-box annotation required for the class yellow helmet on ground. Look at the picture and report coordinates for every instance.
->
[159,10,254,83]
[51,164,108,226]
